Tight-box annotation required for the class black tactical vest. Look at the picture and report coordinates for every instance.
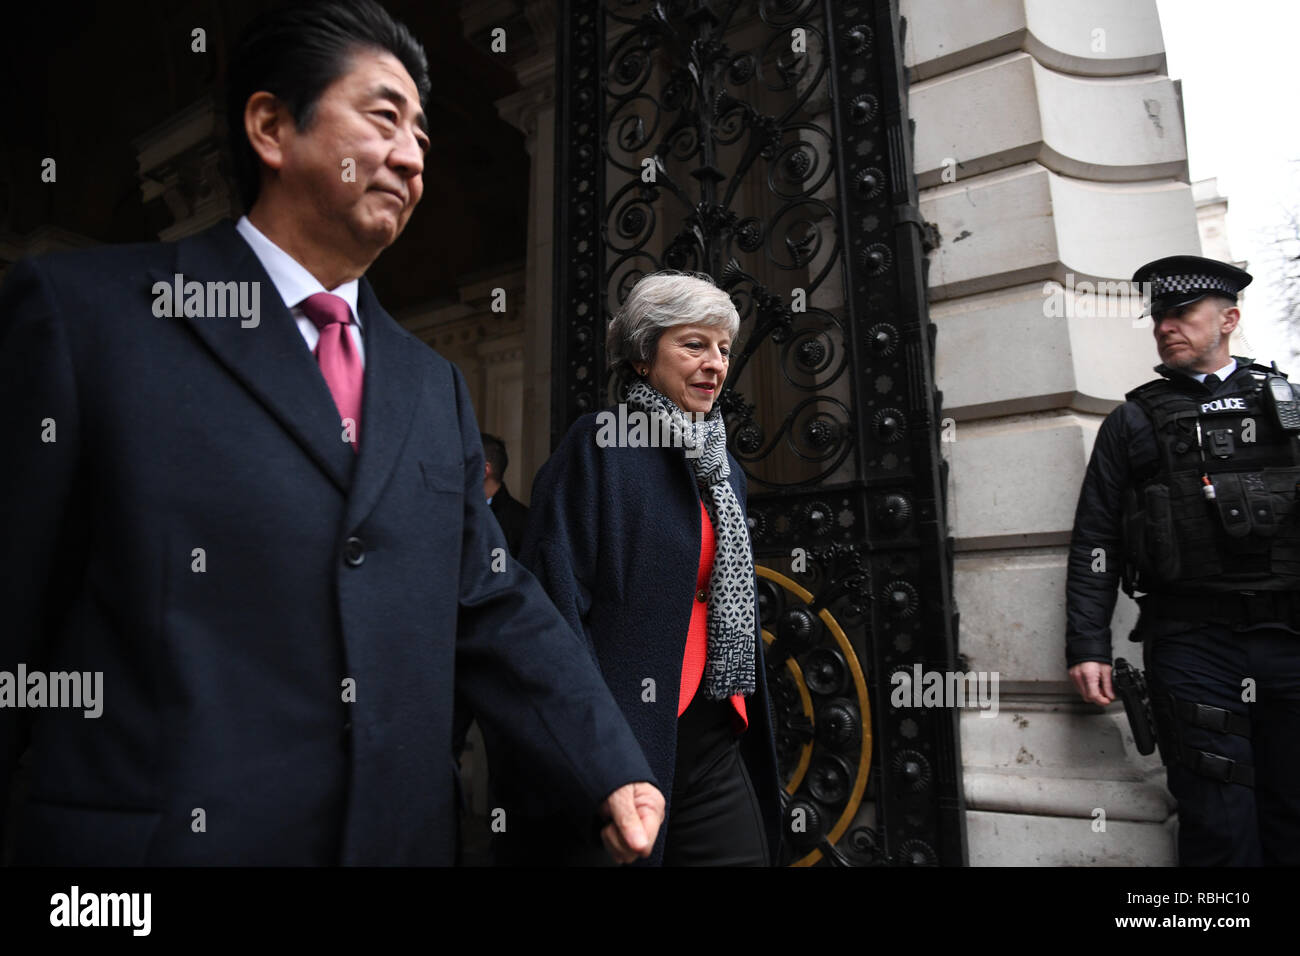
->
[1121,365,1300,595]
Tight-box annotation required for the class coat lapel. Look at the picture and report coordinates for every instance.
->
[162,222,354,493]
[344,278,421,529]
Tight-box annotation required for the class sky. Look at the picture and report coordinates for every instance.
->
[1156,0,1300,365]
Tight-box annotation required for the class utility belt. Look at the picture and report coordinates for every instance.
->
[1137,589,1300,629]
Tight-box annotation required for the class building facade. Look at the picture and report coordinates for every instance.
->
[0,0,1232,866]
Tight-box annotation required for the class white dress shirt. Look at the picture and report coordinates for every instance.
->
[235,216,365,367]
[1191,359,1236,385]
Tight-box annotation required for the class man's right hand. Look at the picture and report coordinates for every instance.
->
[598,781,665,864]
[1069,661,1115,706]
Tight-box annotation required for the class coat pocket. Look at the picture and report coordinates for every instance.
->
[1141,484,1181,580]
[419,459,463,494]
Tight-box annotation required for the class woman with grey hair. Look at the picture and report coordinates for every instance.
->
[485,271,782,866]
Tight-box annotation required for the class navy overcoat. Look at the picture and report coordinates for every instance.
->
[499,411,784,865]
[0,221,654,865]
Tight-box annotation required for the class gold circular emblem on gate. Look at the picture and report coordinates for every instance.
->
[758,565,872,867]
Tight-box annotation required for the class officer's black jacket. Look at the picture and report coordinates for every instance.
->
[1065,356,1266,666]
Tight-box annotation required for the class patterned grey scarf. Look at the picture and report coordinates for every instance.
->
[625,380,757,699]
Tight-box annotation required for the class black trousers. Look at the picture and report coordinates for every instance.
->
[662,694,769,867]
[1143,622,1300,866]
[490,695,769,867]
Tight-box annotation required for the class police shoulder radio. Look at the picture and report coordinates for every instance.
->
[1262,363,1300,433]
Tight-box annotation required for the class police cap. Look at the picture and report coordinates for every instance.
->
[1132,255,1252,315]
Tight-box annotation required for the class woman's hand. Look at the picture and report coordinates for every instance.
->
[599,781,666,863]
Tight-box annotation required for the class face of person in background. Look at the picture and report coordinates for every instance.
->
[646,324,731,415]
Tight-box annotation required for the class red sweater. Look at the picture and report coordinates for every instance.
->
[678,499,748,728]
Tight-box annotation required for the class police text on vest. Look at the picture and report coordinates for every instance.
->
[1201,397,1246,413]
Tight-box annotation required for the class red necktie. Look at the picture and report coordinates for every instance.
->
[299,293,363,452]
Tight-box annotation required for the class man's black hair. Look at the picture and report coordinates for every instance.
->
[481,433,508,480]
[225,0,431,210]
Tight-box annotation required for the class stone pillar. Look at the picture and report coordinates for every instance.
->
[397,265,526,464]
[465,0,557,501]
[902,0,1195,864]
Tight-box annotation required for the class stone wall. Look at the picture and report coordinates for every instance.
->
[903,0,1191,864]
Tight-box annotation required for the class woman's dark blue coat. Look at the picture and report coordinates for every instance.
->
[492,411,783,865]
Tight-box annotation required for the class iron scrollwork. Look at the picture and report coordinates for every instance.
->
[554,0,966,865]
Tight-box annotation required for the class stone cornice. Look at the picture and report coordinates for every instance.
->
[910,53,1189,187]
[902,0,1167,81]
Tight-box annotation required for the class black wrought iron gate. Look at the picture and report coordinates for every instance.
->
[552,0,965,866]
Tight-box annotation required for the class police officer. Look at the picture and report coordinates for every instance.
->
[1066,255,1300,865]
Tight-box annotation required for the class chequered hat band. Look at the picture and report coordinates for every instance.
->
[1150,273,1238,298]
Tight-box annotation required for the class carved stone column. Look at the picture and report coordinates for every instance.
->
[133,94,238,241]
[397,266,526,449]
[465,0,557,495]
